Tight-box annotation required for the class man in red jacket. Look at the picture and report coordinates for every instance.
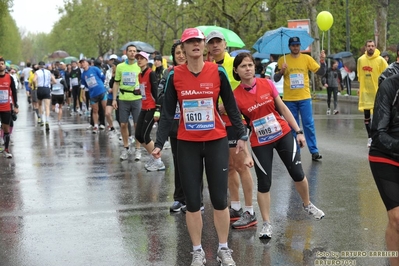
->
[0,57,19,158]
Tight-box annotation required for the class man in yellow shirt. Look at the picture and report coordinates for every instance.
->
[274,37,326,161]
[357,39,388,147]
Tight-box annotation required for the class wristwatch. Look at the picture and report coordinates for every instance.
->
[296,130,304,134]
[240,135,249,141]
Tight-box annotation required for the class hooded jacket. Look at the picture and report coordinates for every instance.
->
[357,49,388,111]
[369,73,399,163]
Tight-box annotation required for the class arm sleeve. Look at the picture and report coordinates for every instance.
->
[154,73,178,149]
[149,71,158,101]
[10,77,18,106]
[218,67,246,139]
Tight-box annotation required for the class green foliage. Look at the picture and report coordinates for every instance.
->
[7,0,397,62]
[0,0,22,64]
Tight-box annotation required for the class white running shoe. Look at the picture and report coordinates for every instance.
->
[326,108,331,115]
[303,202,325,220]
[190,249,206,266]
[259,221,272,239]
[3,149,13,158]
[120,148,132,160]
[134,148,141,161]
[145,156,155,168]
[145,159,165,172]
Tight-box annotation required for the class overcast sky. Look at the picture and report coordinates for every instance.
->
[10,0,65,34]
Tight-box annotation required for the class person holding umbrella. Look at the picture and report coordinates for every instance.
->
[152,28,253,266]
[274,37,327,161]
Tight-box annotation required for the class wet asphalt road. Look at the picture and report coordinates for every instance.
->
[0,89,391,266]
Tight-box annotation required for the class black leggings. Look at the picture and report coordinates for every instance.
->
[177,138,229,212]
[252,133,305,193]
[370,161,399,211]
[364,109,371,138]
[72,86,82,112]
[135,109,155,144]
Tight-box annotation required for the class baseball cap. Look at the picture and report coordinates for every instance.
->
[60,62,65,65]
[289,37,301,46]
[381,51,389,57]
[206,30,225,44]
[38,61,45,66]
[135,51,149,61]
[79,58,90,63]
[154,55,163,61]
[181,28,205,43]
[109,54,118,60]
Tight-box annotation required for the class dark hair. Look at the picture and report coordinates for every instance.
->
[232,52,254,81]
[365,39,375,46]
[125,44,137,53]
[53,69,60,78]
[171,41,182,66]
[270,54,279,61]
[0,57,4,63]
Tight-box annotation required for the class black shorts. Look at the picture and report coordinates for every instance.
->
[90,93,106,104]
[106,99,113,106]
[37,87,51,100]
[370,161,399,211]
[0,111,12,125]
[52,94,64,105]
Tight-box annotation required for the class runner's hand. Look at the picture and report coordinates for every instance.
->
[152,147,161,159]
[112,99,118,110]
[297,134,306,148]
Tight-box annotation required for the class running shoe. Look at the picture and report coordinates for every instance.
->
[163,141,171,149]
[146,160,165,172]
[229,207,243,221]
[216,248,236,266]
[326,108,331,115]
[86,125,93,130]
[333,110,339,115]
[311,152,322,161]
[45,122,50,131]
[92,126,98,134]
[303,202,325,220]
[120,148,132,160]
[231,211,257,229]
[170,201,186,212]
[367,138,372,148]
[259,221,272,239]
[3,149,13,158]
[37,117,42,124]
[145,156,155,168]
[190,249,206,266]
[55,103,59,113]
[134,148,141,161]
[99,124,105,130]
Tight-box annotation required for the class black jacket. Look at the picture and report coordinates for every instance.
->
[369,73,399,162]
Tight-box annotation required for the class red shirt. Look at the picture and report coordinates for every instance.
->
[139,69,156,110]
[0,74,12,112]
[174,62,227,141]
[234,78,291,147]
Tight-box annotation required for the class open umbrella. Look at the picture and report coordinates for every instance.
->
[49,50,70,59]
[62,56,79,64]
[10,64,20,71]
[230,49,250,57]
[253,27,314,55]
[120,41,156,53]
[252,52,270,59]
[196,25,245,48]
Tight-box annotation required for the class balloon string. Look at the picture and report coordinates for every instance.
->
[321,32,324,51]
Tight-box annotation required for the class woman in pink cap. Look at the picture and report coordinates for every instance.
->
[152,28,253,266]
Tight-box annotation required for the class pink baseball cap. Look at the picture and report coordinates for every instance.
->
[181,28,205,43]
[135,51,149,61]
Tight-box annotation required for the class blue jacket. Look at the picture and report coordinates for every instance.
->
[81,66,106,98]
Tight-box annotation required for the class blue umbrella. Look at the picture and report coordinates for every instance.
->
[230,49,250,57]
[120,41,156,53]
[328,51,353,59]
[252,52,270,59]
[253,27,314,55]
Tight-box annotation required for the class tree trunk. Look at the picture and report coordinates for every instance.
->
[375,0,389,51]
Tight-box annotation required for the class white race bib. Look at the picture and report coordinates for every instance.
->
[252,113,282,143]
[0,90,9,104]
[122,72,136,86]
[86,76,98,88]
[289,73,304,89]
[182,98,215,131]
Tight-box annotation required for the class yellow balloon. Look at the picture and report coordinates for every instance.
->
[317,11,334,31]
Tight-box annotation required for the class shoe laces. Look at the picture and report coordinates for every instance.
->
[218,248,233,261]
[191,249,204,262]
